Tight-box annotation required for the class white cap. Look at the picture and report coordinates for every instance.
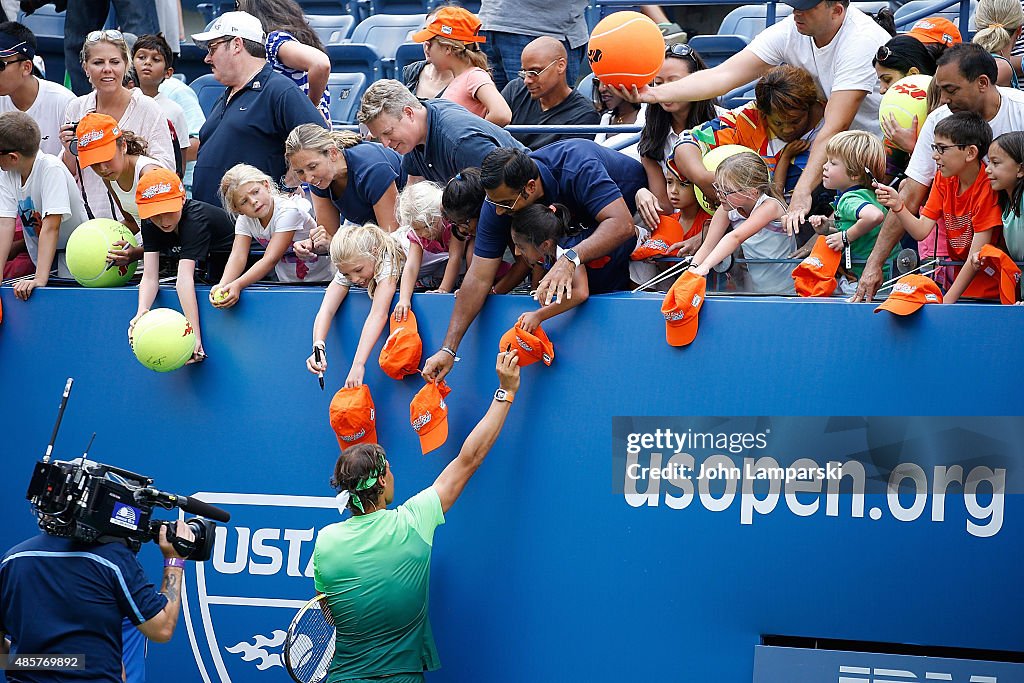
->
[191,11,265,46]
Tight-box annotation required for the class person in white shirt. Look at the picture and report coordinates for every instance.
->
[0,23,75,157]
[853,43,1024,302]
[621,0,890,233]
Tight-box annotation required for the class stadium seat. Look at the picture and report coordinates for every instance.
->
[351,0,428,22]
[190,74,226,118]
[394,42,425,78]
[327,72,368,124]
[196,0,234,23]
[350,14,426,59]
[852,1,889,15]
[893,0,976,28]
[324,44,385,83]
[687,35,750,69]
[296,0,349,13]
[16,5,65,83]
[718,4,793,42]
[174,44,214,84]
[307,14,357,44]
[576,72,597,100]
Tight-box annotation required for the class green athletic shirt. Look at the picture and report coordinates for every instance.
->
[313,487,445,682]
[834,187,897,278]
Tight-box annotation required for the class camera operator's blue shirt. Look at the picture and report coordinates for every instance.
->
[0,534,167,682]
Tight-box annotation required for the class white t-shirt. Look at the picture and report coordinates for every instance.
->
[0,78,76,157]
[748,7,889,134]
[154,92,191,157]
[906,87,1024,185]
[595,105,646,160]
[235,195,333,283]
[0,152,88,277]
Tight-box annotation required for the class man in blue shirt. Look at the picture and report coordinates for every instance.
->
[357,79,524,185]
[421,139,646,382]
[190,12,327,206]
[0,522,193,683]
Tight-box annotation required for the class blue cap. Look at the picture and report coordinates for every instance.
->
[0,31,35,60]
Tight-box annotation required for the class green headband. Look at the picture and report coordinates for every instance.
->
[346,453,386,513]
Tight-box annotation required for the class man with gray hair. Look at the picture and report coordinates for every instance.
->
[358,79,524,184]
[190,11,326,205]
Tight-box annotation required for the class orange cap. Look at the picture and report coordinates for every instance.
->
[379,310,423,379]
[75,113,122,168]
[971,244,1022,304]
[498,324,554,367]
[136,168,185,219]
[661,269,706,346]
[412,7,485,44]
[410,380,451,455]
[632,214,685,261]
[908,17,961,47]
[874,274,943,315]
[329,384,378,448]
[792,236,842,297]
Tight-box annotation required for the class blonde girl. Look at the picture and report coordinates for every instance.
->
[306,224,406,388]
[212,164,332,307]
[285,123,404,237]
[411,6,511,126]
[972,0,1024,88]
[393,181,469,322]
[688,152,795,294]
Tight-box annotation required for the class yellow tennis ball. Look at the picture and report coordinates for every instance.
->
[212,289,228,302]
[588,11,665,89]
[695,144,753,214]
[879,75,932,149]
[65,218,138,287]
[130,308,196,372]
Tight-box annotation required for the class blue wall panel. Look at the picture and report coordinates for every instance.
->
[1,285,1022,682]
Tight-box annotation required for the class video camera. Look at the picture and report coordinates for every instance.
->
[25,379,230,560]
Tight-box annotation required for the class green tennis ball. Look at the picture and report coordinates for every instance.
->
[213,289,228,302]
[65,218,138,287]
[694,144,752,214]
[130,308,196,372]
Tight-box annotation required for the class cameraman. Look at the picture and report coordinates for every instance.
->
[0,521,194,682]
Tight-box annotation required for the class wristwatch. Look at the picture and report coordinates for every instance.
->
[561,248,581,268]
[494,388,514,404]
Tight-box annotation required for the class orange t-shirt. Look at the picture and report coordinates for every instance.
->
[920,163,1003,299]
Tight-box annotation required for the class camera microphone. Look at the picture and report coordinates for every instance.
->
[138,488,231,523]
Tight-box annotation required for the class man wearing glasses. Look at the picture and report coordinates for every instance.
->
[188,11,326,207]
[421,140,645,383]
[501,36,599,151]
[358,79,524,185]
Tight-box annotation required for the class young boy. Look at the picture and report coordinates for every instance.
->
[874,112,1002,304]
[130,168,234,363]
[0,111,87,300]
[131,34,194,179]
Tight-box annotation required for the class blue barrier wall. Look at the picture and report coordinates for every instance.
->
[1,284,1022,683]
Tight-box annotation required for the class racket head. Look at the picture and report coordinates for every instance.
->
[283,594,336,683]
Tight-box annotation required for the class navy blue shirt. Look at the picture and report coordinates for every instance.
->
[501,78,601,151]
[402,99,525,184]
[0,534,167,683]
[193,63,327,205]
[475,139,646,259]
[309,142,406,225]
[557,230,632,294]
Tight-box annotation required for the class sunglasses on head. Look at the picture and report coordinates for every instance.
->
[666,43,695,59]
[86,29,125,44]
[876,45,893,62]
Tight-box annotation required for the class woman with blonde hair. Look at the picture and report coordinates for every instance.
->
[411,6,511,125]
[285,123,405,234]
[972,0,1024,87]
[306,224,406,388]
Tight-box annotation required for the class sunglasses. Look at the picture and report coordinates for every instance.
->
[0,56,28,72]
[666,43,695,59]
[86,29,125,44]
[875,45,894,62]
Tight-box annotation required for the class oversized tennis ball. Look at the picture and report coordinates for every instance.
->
[695,144,753,214]
[588,11,665,89]
[879,74,932,150]
[130,308,196,372]
[65,218,138,287]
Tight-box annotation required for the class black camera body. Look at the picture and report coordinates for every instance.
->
[26,458,219,561]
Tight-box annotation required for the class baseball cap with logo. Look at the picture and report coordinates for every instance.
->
[409,380,451,455]
[969,244,1022,304]
[412,7,486,43]
[907,17,961,47]
[191,11,266,46]
[136,168,186,219]
[791,236,842,297]
[329,384,378,448]
[632,214,684,261]
[380,310,423,379]
[75,113,122,169]
[0,29,34,60]
[661,269,705,346]
[874,274,943,315]
[498,324,554,367]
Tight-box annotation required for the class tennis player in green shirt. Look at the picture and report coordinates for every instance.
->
[313,349,521,682]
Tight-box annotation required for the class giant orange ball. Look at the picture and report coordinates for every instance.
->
[588,11,665,90]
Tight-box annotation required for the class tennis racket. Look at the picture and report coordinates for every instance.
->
[283,594,336,683]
